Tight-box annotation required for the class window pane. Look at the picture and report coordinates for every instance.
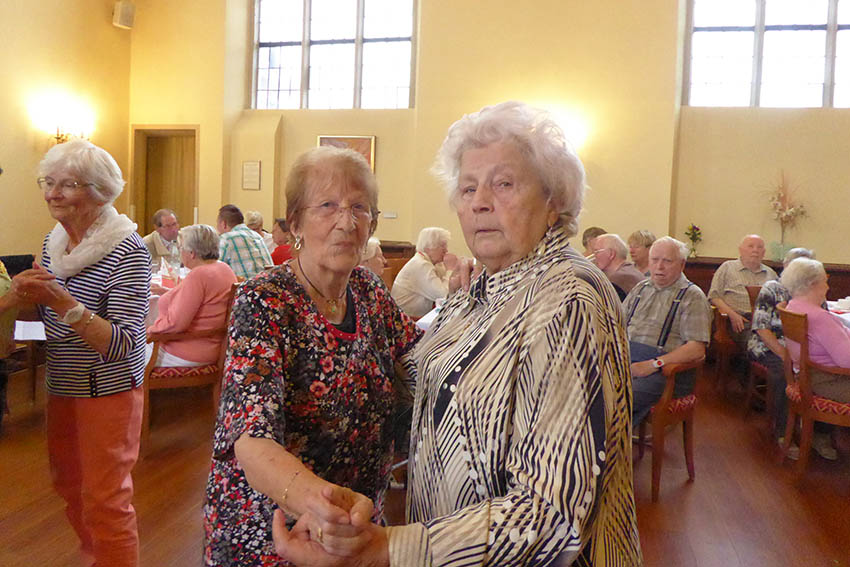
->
[760,30,825,107]
[259,45,302,109]
[693,0,755,27]
[308,43,355,108]
[689,30,753,106]
[310,0,356,40]
[364,0,413,38]
[259,0,303,43]
[840,0,850,24]
[764,0,828,25]
[361,41,411,108]
[835,30,850,107]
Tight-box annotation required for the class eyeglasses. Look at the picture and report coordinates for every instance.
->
[302,201,376,224]
[37,176,97,193]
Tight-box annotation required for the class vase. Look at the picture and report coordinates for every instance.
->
[688,246,698,258]
[769,241,794,262]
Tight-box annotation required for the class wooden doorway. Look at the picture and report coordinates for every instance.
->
[131,126,199,236]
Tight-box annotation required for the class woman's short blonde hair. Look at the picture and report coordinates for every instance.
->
[38,139,125,205]
[285,146,378,234]
[178,224,220,260]
[245,210,264,231]
[781,257,826,297]
[627,230,656,249]
[431,101,586,237]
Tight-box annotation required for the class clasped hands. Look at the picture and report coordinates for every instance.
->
[11,263,75,312]
[273,484,389,567]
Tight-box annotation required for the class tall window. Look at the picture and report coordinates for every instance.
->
[686,0,850,107]
[255,0,415,109]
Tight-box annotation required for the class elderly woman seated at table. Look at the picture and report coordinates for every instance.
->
[783,257,850,460]
[146,224,237,367]
[246,210,275,252]
[390,227,451,318]
[628,229,656,276]
[203,146,421,566]
[274,101,641,566]
[359,236,387,276]
[748,247,815,443]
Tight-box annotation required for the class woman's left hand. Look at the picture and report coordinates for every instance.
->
[272,508,389,567]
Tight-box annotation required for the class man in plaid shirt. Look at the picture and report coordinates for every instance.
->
[216,204,273,279]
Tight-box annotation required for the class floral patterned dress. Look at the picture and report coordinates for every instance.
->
[203,264,421,566]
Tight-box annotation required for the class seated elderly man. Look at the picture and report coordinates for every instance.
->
[624,236,711,426]
[216,204,273,279]
[710,235,778,352]
[591,233,646,300]
[581,225,607,256]
[391,227,451,318]
[143,208,181,268]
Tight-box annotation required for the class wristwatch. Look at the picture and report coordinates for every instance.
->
[651,358,665,369]
[62,302,86,325]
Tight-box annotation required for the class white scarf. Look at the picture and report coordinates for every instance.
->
[46,206,138,278]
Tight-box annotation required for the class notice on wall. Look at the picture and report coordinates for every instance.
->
[242,161,261,190]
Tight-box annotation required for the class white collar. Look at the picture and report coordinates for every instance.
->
[46,206,138,278]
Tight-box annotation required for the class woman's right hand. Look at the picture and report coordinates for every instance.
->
[289,481,375,556]
[448,256,481,294]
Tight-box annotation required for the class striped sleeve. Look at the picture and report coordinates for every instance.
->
[104,244,151,362]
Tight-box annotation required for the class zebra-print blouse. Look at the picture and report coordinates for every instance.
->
[387,224,642,566]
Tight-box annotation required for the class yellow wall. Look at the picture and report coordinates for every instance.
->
[0,0,130,255]
[675,107,850,263]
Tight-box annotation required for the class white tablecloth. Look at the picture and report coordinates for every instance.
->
[827,302,850,329]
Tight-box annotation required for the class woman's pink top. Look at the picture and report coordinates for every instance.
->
[149,261,237,363]
[786,298,850,369]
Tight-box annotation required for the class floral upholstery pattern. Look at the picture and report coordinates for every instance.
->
[786,383,850,416]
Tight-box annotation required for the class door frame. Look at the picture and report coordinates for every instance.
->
[129,125,200,232]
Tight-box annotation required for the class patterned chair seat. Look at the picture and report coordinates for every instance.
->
[786,383,850,417]
[652,393,697,414]
[150,364,218,380]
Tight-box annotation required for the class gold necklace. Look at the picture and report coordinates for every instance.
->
[297,256,346,314]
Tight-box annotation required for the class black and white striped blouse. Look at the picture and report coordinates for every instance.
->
[39,233,150,397]
[387,224,642,566]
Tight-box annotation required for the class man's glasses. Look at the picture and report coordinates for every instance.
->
[303,201,376,224]
[37,177,97,193]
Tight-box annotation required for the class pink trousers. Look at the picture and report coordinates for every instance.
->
[47,387,143,567]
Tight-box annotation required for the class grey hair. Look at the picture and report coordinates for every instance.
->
[363,237,382,261]
[628,229,656,248]
[178,224,220,260]
[431,101,586,237]
[781,258,826,297]
[783,247,815,267]
[245,210,264,230]
[38,139,125,205]
[416,227,450,253]
[153,208,177,227]
[595,233,628,260]
[651,236,690,262]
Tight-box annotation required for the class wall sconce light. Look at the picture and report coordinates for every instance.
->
[28,91,96,144]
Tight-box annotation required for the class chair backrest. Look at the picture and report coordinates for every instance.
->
[712,305,733,344]
[745,285,762,312]
[385,257,409,289]
[777,306,810,398]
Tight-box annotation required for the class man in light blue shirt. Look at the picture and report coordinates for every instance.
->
[216,204,273,279]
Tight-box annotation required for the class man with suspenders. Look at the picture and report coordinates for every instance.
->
[624,236,711,427]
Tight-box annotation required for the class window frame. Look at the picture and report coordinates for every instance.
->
[683,0,849,107]
[252,0,418,110]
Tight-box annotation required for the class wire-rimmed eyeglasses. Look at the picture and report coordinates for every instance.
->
[37,176,97,193]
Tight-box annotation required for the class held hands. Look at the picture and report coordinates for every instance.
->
[273,487,389,567]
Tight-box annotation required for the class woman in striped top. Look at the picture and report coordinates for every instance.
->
[8,139,150,567]
[274,102,642,565]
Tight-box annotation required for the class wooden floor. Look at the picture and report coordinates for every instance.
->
[1,365,849,567]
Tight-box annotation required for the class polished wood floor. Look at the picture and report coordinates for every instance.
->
[1,365,848,567]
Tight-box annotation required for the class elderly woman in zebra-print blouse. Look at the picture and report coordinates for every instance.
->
[6,139,150,566]
[274,102,642,566]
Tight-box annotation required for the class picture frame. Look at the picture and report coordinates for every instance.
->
[317,135,376,171]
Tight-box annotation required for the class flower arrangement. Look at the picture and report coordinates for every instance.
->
[684,223,702,257]
[769,171,806,246]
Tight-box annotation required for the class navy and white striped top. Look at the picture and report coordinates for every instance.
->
[39,233,151,397]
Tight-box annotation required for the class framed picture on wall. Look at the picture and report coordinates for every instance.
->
[317,135,376,171]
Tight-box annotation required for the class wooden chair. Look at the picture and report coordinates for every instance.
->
[711,307,739,393]
[637,357,704,502]
[743,285,773,420]
[141,282,239,455]
[776,306,850,483]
